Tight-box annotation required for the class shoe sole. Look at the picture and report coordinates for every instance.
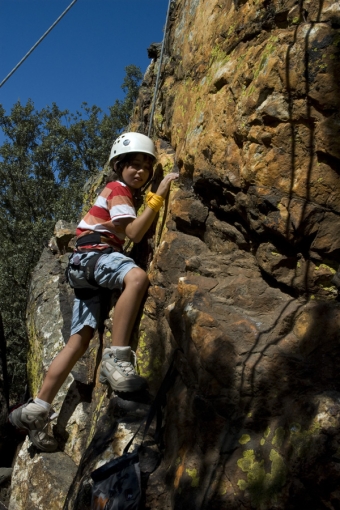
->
[29,431,58,453]
[99,373,147,392]
[9,412,57,452]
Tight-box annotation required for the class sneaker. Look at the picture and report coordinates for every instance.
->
[9,399,58,452]
[9,398,48,431]
[99,346,147,393]
[29,428,58,453]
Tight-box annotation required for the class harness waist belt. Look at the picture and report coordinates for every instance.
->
[76,232,122,253]
[76,232,112,247]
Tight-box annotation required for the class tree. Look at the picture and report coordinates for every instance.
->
[0,65,143,401]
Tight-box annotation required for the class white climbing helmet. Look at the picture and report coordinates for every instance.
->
[109,132,156,165]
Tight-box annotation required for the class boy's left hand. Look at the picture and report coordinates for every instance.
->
[156,172,179,198]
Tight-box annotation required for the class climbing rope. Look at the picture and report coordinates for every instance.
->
[0,0,78,89]
[147,0,173,137]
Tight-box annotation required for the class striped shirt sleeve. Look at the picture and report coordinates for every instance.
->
[106,181,136,221]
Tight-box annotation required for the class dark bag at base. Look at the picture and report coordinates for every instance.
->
[91,452,141,510]
[90,349,181,510]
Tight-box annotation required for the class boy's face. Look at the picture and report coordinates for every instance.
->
[122,153,152,190]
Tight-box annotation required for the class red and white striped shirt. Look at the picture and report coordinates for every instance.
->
[76,181,136,250]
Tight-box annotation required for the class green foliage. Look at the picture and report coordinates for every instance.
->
[0,65,142,402]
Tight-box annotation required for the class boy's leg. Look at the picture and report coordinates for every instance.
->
[9,326,94,451]
[38,325,94,403]
[100,267,149,392]
[111,267,149,346]
[10,252,100,450]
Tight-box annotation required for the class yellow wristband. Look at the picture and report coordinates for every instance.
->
[146,192,164,212]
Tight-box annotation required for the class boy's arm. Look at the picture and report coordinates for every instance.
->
[117,172,178,244]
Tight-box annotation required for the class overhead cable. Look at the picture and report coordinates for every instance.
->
[147,0,173,137]
[0,0,78,89]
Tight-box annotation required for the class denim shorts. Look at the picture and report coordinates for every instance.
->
[68,251,138,336]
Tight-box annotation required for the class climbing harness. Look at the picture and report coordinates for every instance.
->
[0,0,78,89]
[65,232,118,297]
[66,245,114,330]
[147,0,173,137]
[75,232,120,252]
[68,251,107,289]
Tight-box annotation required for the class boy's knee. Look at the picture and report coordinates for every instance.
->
[124,267,149,289]
[69,326,93,354]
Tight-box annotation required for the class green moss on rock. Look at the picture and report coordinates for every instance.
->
[237,446,287,508]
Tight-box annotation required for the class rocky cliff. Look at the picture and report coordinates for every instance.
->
[5,0,340,508]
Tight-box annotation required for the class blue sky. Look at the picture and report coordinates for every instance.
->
[0,0,169,119]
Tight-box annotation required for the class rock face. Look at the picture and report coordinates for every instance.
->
[8,0,340,509]
[9,445,77,510]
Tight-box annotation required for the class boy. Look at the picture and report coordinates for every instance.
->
[9,132,178,451]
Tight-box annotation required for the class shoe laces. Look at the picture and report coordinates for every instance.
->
[29,410,58,445]
[41,409,58,432]
[112,350,137,376]
[49,409,58,422]
[115,359,136,376]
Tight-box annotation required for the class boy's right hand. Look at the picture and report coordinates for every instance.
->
[156,172,179,198]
